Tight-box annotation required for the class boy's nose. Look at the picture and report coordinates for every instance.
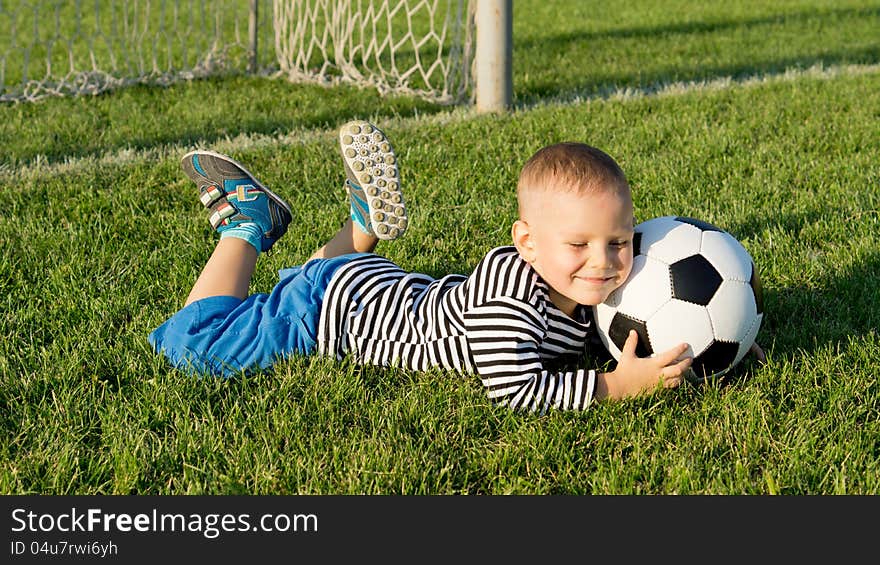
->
[587,246,610,268]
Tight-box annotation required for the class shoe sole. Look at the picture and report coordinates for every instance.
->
[339,120,407,240]
[180,149,293,228]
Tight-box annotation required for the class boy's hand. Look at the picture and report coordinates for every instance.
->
[595,330,693,400]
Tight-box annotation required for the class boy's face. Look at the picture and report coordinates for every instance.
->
[514,188,634,316]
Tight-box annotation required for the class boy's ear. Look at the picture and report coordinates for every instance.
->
[512,219,536,263]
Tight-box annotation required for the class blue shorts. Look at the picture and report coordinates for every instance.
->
[148,253,367,377]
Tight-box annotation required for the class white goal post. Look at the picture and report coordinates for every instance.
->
[474,0,511,112]
[1,0,511,110]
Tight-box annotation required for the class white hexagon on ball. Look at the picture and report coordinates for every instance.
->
[603,254,671,321]
[639,217,703,264]
[706,280,758,342]
[645,298,715,360]
[735,313,764,367]
[700,230,753,282]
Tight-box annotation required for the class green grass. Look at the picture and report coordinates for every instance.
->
[514,0,880,104]
[1,0,879,494]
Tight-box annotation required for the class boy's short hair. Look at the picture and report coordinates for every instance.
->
[517,142,630,214]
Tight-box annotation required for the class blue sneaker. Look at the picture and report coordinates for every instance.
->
[339,120,408,240]
[181,150,292,252]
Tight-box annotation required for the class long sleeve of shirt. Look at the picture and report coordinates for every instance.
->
[464,295,596,412]
[318,246,600,412]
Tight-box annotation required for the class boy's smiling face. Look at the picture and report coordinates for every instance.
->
[513,188,635,316]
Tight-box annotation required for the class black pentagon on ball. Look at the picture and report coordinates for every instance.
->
[690,340,740,381]
[750,262,764,314]
[669,254,723,306]
[674,216,723,232]
[632,231,643,256]
[608,312,653,358]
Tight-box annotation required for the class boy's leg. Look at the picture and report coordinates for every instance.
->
[186,238,257,306]
[181,119,406,298]
[308,218,378,261]
[308,120,407,261]
[180,150,292,305]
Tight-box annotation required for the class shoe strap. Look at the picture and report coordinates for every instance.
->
[344,179,363,193]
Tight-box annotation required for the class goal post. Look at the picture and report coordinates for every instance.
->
[474,0,512,113]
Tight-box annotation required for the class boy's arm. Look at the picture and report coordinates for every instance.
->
[465,300,694,410]
[464,298,596,412]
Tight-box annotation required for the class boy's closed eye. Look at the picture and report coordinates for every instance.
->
[567,240,630,248]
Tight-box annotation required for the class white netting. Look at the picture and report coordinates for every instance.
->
[274,0,475,104]
[1,0,476,105]
[0,0,277,103]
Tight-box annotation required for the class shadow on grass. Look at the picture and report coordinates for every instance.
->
[513,5,880,106]
[760,254,880,355]
[517,46,880,107]
[723,211,880,368]
[517,5,880,49]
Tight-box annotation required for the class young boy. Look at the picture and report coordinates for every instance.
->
[149,120,695,413]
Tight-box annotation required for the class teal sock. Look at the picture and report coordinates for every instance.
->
[219,222,263,254]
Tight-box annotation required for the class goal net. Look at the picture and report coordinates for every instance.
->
[1,0,476,105]
[0,0,278,103]
[274,0,475,105]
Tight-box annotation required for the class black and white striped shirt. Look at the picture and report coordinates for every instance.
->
[317,246,598,412]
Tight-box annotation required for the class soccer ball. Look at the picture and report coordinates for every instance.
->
[593,216,764,383]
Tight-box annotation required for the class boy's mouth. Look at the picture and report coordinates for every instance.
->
[575,275,614,286]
